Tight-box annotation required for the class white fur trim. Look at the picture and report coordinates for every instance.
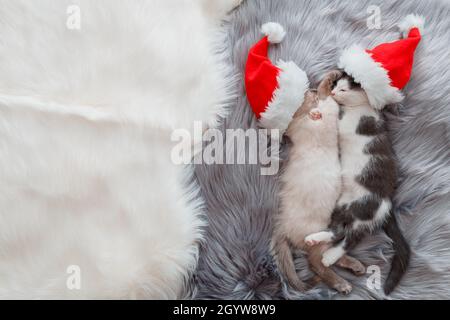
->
[398,14,425,38]
[338,45,404,109]
[261,22,286,44]
[259,60,309,132]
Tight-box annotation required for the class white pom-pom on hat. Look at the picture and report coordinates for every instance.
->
[261,22,286,43]
[398,14,425,38]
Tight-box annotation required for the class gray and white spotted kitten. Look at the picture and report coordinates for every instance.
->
[305,73,410,295]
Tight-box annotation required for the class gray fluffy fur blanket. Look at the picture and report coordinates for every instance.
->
[192,0,450,300]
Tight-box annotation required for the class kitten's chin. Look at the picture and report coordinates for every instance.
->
[332,98,344,106]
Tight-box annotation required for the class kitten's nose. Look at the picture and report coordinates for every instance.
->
[331,92,335,96]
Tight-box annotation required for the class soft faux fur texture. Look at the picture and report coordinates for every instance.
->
[0,0,240,299]
[193,0,450,300]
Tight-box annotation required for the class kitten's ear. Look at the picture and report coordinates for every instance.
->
[332,70,347,88]
[332,78,339,88]
[351,80,363,90]
[340,70,349,78]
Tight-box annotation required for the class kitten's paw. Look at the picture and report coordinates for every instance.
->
[304,236,319,247]
[352,263,366,276]
[305,231,333,246]
[324,70,343,83]
[321,255,334,267]
[334,281,353,295]
[337,256,366,276]
[322,247,344,267]
[309,109,322,121]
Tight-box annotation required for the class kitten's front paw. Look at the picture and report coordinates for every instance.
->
[309,109,322,121]
[325,70,343,82]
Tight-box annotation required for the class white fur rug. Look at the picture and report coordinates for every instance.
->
[0,0,237,299]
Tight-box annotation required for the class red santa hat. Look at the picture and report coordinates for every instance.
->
[338,14,425,109]
[245,22,309,132]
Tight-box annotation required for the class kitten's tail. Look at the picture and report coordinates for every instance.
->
[271,235,306,292]
[382,212,410,295]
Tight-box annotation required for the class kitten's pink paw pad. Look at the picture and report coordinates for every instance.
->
[309,109,322,121]
[304,234,321,246]
[305,239,318,246]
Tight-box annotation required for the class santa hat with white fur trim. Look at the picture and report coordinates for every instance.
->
[338,14,425,110]
[245,22,309,132]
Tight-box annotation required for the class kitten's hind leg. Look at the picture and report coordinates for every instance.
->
[336,255,366,276]
[322,240,347,267]
[322,230,366,267]
[307,244,352,295]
